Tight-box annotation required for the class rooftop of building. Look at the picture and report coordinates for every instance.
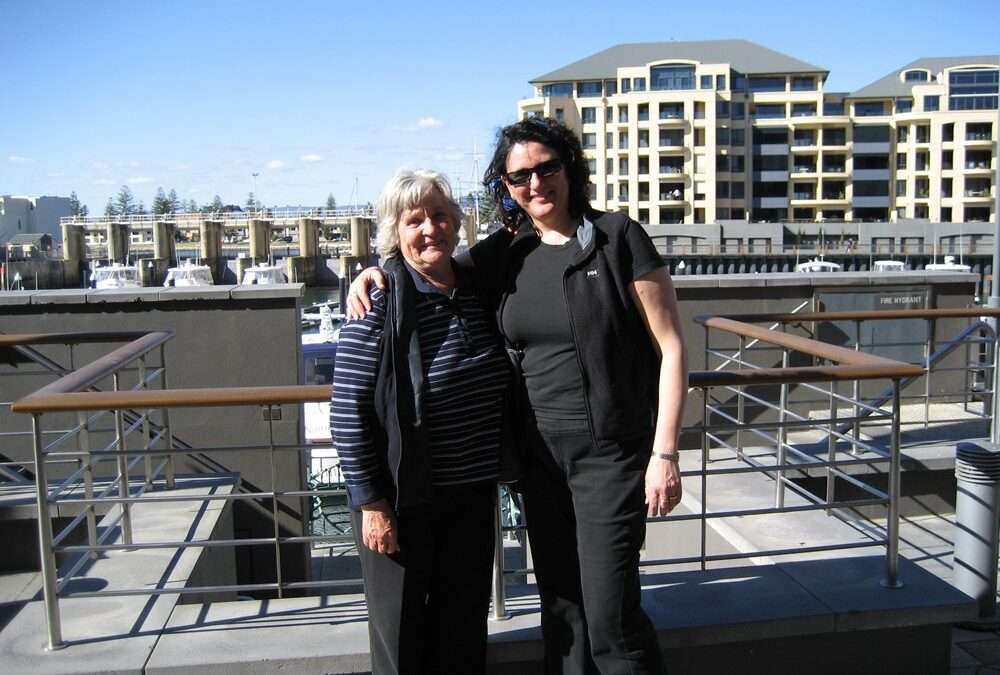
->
[530,39,827,84]
[851,55,1000,99]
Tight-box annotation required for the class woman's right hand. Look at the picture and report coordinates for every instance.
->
[361,498,399,554]
[346,267,388,320]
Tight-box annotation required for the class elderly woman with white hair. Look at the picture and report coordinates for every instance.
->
[330,168,510,674]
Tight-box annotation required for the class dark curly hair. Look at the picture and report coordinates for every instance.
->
[483,117,591,230]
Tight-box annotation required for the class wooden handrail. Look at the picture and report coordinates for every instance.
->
[0,331,161,347]
[700,307,1000,325]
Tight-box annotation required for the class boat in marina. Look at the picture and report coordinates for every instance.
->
[925,255,972,272]
[91,262,140,288]
[163,261,213,286]
[241,263,286,285]
[795,258,842,273]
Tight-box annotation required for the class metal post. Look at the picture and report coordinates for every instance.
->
[992,330,1000,446]
[267,406,284,598]
[882,380,903,589]
[32,415,63,649]
[139,356,153,489]
[112,373,133,545]
[776,348,789,508]
[159,344,176,488]
[700,388,709,571]
[853,320,862,454]
[736,336,745,459]
[924,318,932,429]
[826,380,838,514]
[77,411,98,560]
[490,485,509,620]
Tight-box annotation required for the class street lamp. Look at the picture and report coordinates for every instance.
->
[251,172,260,212]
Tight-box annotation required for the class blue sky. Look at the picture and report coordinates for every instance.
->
[1,0,998,212]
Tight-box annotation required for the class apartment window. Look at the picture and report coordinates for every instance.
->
[967,122,994,140]
[659,102,684,119]
[793,129,815,146]
[895,180,907,197]
[700,75,713,89]
[731,181,745,198]
[791,103,816,117]
[823,100,845,115]
[619,184,629,200]
[577,81,603,97]
[941,177,953,198]
[693,101,705,119]
[730,155,745,172]
[588,182,597,200]
[695,128,705,146]
[896,125,908,143]
[638,129,649,148]
[855,101,886,116]
[716,154,729,171]
[731,101,745,118]
[904,70,929,82]
[619,105,629,123]
[941,207,952,222]
[619,131,629,149]
[581,107,596,124]
[606,107,614,123]
[896,153,907,169]
[943,123,955,142]
[915,151,929,170]
[731,128,745,145]
[659,129,683,146]
[753,104,785,119]
[916,125,930,143]
[915,177,929,198]
[650,65,695,91]
[542,83,573,97]
[717,127,731,145]
[604,79,617,96]
[619,157,629,174]
[854,154,888,169]
[896,98,913,113]
[637,103,649,121]
[732,72,747,92]
[716,74,726,90]
[924,95,940,112]
[949,69,999,110]
[606,158,614,175]
[621,78,631,94]
[791,76,816,91]
[587,158,597,175]
[638,181,650,200]
[633,77,646,92]
[717,181,730,198]
[824,128,846,145]
[942,150,953,170]
[555,108,564,122]
[748,76,785,92]
[606,132,613,147]
[716,100,730,117]
[582,133,596,149]
[606,183,614,200]
[637,208,649,223]
[638,156,649,174]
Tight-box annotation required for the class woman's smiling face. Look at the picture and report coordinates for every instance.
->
[396,189,458,272]
[503,141,569,225]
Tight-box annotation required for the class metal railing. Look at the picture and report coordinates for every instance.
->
[12,310,995,647]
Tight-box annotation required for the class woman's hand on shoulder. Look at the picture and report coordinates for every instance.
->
[361,498,400,554]
[645,453,682,516]
[346,267,388,320]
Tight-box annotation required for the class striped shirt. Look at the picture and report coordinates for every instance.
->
[330,278,509,507]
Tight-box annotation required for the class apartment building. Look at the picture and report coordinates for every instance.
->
[517,40,998,226]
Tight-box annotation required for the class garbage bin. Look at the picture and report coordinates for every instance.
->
[954,441,1000,617]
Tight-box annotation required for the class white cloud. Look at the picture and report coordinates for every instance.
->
[127,176,154,184]
[91,161,109,170]
[93,178,115,186]
[8,155,31,163]
[266,160,287,169]
[416,117,443,129]
[47,171,65,178]
[300,153,323,163]
[127,160,140,168]
[172,163,192,171]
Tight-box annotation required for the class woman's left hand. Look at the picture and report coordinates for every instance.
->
[645,455,682,516]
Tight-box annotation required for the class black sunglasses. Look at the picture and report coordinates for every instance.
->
[504,158,564,187]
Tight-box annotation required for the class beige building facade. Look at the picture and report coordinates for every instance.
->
[516,40,998,226]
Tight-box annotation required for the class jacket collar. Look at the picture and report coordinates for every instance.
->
[509,213,595,253]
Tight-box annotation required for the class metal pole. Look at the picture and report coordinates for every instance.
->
[852,320,862,455]
[113,373,133,545]
[490,485,509,620]
[826,380,838,514]
[736,336,746,459]
[700,388,709,571]
[776,348,790,508]
[924,318,932,429]
[882,380,904,589]
[139,356,153,490]
[77,411,98,559]
[159,344,176,488]
[993,330,1000,446]
[267,407,284,599]
[32,415,63,649]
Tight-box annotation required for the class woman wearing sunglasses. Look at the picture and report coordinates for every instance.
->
[349,118,686,674]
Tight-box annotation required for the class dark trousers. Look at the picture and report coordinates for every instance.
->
[522,419,664,675]
[352,482,496,675]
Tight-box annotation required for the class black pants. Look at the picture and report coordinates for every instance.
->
[522,419,664,675]
[352,482,496,675]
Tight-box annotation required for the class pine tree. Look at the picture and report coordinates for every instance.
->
[104,198,116,217]
[68,191,89,217]
[246,192,257,210]
[114,186,137,215]
[325,193,337,210]
[152,188,170,215]
[167,189,180,214]
[210,195,224,212]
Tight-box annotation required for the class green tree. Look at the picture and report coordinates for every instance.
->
[151,187,170,215]
[185,199,199,213]
[167,189,180,214]
[104,198,116,217]
[114,185,137,215]
[137,200,147,215]
[210,195,224,212]
[68,191,89,217]
[246,192,257,210]
[325,193,337,210]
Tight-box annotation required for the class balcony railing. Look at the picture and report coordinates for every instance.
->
[12,310,1000,648]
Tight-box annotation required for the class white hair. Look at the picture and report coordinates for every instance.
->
[374,169,464,258]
